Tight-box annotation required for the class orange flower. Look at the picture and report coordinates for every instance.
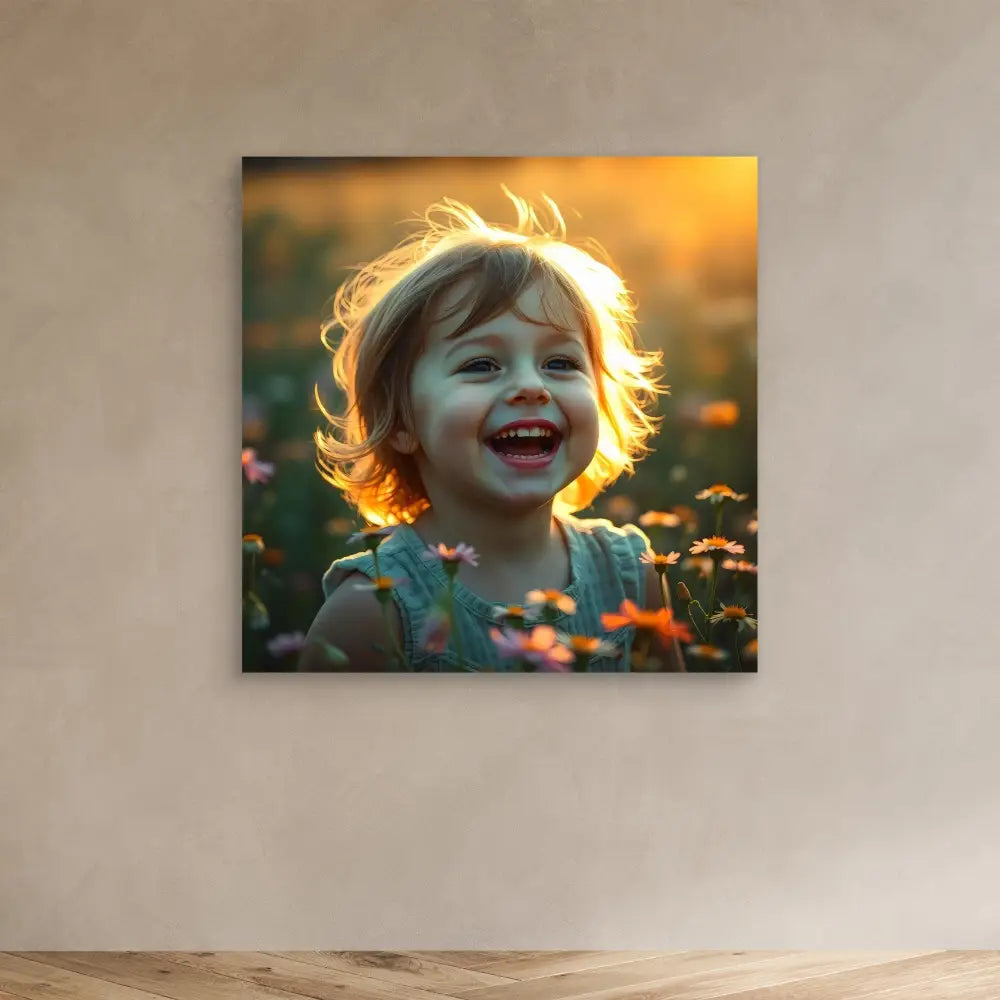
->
[689,536,745,556]
[555,633,619,658]
[709,603,758,632]
[262,548,285,567]
[682,556,714,577]
[325,517,355,536]
[604,495,638,522]
[695,484,749,503]
[639,510,682,528]
[242,533,264,554]
[721,558,758,575]
[525,588,576,615]
[743,638,759,658]
[353,574,408,593]
[686,644,730,662]
[747,511,758,534]
[699,400,740,427]
[491,603,538,626]
[601,599,693,644]
[640,550,681,571]
[671,505,699,531]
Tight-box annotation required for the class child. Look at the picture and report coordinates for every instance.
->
[298,189,685,672]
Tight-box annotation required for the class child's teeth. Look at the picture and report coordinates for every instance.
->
[499,427,551,438]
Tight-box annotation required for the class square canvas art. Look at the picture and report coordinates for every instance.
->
[242,157,757,672]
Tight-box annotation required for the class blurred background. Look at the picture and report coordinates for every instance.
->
[242,157,757,671]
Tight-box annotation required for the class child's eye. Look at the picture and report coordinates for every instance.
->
[546,355,585,371]
[457,356,584,374]
[458,358,499,373]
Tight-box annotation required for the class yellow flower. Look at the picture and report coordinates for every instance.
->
[525,588,577,615]
[708,603,758,632]
[639,510,682,528]
[695,484,749,504]
[699,400,740,427]
[689,535,746,556]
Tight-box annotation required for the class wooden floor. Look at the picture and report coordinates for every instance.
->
[2,951,999,999]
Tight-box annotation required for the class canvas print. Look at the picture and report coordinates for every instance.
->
[242,157,757,672]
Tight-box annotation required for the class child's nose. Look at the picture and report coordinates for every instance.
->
[504,359,552,402]
[501,358,554,405]
[507,380,551,405]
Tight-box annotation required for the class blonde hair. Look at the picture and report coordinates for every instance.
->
[315,187,669,527]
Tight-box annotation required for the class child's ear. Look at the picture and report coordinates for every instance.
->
[390,428,418,454]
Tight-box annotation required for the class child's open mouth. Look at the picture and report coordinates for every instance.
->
[486,426,562,469]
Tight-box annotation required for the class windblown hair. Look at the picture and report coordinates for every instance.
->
[314,187,669,527]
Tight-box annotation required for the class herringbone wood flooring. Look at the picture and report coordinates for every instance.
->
[2,951,999,999]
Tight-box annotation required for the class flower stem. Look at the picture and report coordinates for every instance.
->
[630,629,653,670]
[715,503,724,536]
[447,577,466,670]
[687,600,708,642]
[732,624,743,672]
[706,559,720,640]
[377,598,408,670]
[370,547,409,669]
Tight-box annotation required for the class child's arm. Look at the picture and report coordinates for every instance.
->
[297,573,404,671]
[642,561,686,672]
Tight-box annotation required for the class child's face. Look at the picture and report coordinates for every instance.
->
[396,280,601,516]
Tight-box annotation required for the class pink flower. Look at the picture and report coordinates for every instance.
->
[267,631,307,657]
[422,542,479,567]
[488,624,574,671]
[420,605,452,654]
[241,447,275,484]
[347,524,397,548]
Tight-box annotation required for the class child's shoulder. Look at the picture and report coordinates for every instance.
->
[300,569,404,671]
[559,512,651,554]
[560,512,655,611]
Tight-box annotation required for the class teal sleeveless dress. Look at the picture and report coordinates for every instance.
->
[321,513,652,671]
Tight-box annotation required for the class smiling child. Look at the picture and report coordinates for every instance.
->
[298,189,685,671]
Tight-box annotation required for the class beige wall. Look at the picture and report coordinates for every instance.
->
[2,0,998,948]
